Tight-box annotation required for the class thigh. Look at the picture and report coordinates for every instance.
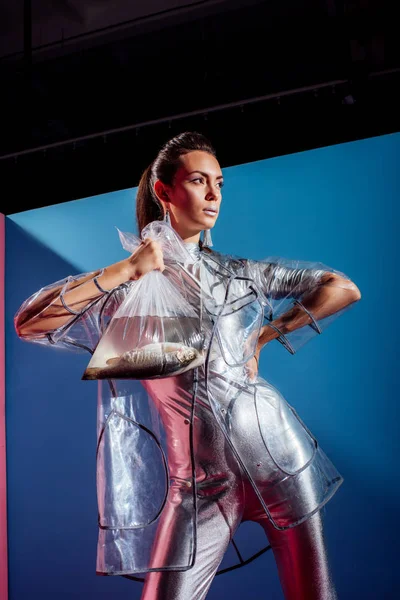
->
[141,492,242,600]
[254,508,338,600]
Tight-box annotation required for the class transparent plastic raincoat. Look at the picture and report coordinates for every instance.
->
[14,229,360,577]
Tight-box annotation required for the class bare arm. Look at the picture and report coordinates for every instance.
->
[246,273,361,379]
[256,272,361,352]
[15,238,165,338]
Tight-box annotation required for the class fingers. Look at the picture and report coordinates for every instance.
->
[137,238,165,273]
[143,239,162,256]
[244,357,258,383]
[146,239,165,272]
[155,258,165,272]
[245,368,257,383]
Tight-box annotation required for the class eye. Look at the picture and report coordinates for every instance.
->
[191,177,224,189]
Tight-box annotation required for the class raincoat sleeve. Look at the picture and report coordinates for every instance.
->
[245,256,361,355]
[14,269,119,354]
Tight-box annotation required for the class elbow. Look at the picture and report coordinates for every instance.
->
[350,284,362,302]
[338,277,362,303]
[321,273,361,303]
[15,319,47,341]
[14,316,31,339]
[14,312,39,340]
[14,313,26,338]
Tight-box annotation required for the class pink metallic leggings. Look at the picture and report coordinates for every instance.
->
[140,476,338,600]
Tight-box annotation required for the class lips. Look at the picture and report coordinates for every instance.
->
[203,208,218,216]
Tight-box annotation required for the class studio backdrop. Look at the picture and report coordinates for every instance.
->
[6,132,399,599]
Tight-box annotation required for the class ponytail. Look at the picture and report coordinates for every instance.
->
[136,163,163,234]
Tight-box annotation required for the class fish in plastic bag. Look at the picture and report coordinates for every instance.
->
[82,221,206,380]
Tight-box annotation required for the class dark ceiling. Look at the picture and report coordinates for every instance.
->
[0,0,398,215]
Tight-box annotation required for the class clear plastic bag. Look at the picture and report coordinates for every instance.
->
[82,221,206,380]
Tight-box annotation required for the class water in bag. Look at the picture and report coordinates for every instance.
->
[82,221,206,380]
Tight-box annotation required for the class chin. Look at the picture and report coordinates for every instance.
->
[199,217,218,229]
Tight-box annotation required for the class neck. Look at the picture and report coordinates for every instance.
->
[182,233,201,244]
[166,214,201,244]
[172,225,201,245]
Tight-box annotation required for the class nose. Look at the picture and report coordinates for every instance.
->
[205,184,221,202]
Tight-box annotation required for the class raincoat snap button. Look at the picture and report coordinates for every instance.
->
[186,481,192,488]
[184,418,190,424]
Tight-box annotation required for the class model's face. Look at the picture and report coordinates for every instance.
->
[155,150,224,241]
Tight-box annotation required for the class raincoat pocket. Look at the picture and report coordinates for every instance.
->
[254,380,317,475]
[96,409,168,529]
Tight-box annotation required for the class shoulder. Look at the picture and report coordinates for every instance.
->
[203,248,279,273]
[202,248,249,273]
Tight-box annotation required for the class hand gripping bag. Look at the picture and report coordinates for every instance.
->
[82,221,206,380]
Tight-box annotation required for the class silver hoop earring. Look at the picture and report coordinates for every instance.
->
[202,229,213,248]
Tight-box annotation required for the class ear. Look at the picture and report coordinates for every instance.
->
[154,179,170,204]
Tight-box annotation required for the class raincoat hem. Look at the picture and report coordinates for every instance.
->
[268,475,344,531]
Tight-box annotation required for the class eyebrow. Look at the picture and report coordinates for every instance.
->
[187,170,224,179]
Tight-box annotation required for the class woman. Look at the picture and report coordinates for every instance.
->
[15,131,361,600]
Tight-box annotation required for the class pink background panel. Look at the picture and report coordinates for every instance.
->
[0,212,7,600]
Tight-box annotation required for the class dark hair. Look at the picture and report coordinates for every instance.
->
[136,131,217,233]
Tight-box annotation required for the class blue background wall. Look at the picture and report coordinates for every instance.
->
[6,132,399,599]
